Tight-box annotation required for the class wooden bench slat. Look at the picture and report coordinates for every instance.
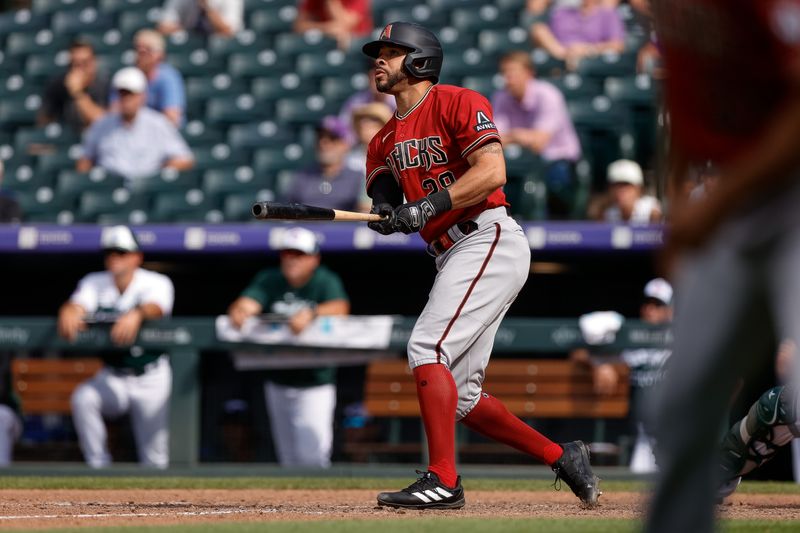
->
[366,381,627,396]
[365,398,628,418]
[15,382,84,394]
[12,359,103,374]
[12,358,102,415]
[18,399,74,414]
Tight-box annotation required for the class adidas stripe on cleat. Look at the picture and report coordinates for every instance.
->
[377,471,465,509]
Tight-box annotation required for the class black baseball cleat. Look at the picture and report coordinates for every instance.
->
[551,441,602,507]
[377,470,465,510]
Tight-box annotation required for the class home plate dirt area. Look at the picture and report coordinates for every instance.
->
[0,489,798,529]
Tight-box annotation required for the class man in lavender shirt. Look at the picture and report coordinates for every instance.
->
[492,51,582,218]
[531,0,625,70]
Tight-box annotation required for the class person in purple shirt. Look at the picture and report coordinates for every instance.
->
[111,30,186,127]
[492,51,582,218]
[283,116,363,211]
[531,0,625,70]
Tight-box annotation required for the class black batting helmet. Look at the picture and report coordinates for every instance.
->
[362,21,443,83]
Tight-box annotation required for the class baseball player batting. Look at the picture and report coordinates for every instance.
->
[361,22,600,510]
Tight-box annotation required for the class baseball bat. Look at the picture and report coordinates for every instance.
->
[252,201,383,222]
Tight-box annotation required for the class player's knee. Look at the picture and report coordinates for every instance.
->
[71,383,100,412]
[755,386,793,427]
[0,405,14,432]
[455,390,481,420]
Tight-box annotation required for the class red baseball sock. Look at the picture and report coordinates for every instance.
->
[413,363,459,488]
[461,393,563,465]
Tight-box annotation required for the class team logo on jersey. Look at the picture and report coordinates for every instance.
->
[381,24,393,40]
[474,110,497,132]
[386,136,448,174]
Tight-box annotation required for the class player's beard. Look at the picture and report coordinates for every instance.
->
[376,68,407,93]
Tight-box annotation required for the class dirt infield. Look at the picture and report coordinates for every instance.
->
[0,489,797,529]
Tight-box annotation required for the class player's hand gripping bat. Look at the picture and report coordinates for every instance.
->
[252,201,385,222]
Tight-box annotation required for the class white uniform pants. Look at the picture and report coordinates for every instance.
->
[264,381,336,468]
[0,405,21,466]
[71,356,171,468]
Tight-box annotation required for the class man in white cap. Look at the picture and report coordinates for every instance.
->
[77,66,194,183]
[593,159,662,223]
[58,226,175,468]
[227,227,350,467]
[572,278,673,473]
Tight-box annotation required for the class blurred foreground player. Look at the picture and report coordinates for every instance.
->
[646,1,800,531]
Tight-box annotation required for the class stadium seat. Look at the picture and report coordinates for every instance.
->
[227,121,293,150]
[32,0,95,14]
[438,48,496,84]
[2,156,52,192]
[576,52,638,80]
[251,74,311,102]
[164,32,207,55]
[56,169,126,196]
[96,207,151,225]
[274,31,338,57]
[117,7,163,38]
[0,54,24,77]
[228,50,294,79]
[205,95,269,127]
[604,75,658,167]
[208,30,270,59]
[502,145,547,220]
[253,144,312,175]
[477,28,529,56]
[77,188,148,223]
[169,49,226,78]
[274,95,337,126]
[0,74,38,101]
[25,53,71,84]
[604,74,658,106]
[0,96,41,131]
[0,10,49,36]
[99,0,163,14]
[546,74,604,102]
[51,8,114,36]
[191,144,249,171]
[78,29,129,56]
[461,75,502,99]
[128,168,201,195]
[5,30,70,58]
[14,124,79,155]
[381,6,448,28]
[16,186,78,220]
[182,120,226,148]
[295,51,363,79]
[202,166,274,200]
[187,74,248,102]
[37,146,82,176]
[319,73,370,103]
[170,208,226,224]
[249,5,297,34]
[451,6,516,32]
[568,96,630,130]
[245,0,296,9]
[436,27,477,56]
[223,189,276,221]
[149,189,215,222]
[428,0,486,10]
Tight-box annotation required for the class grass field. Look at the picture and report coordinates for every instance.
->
[0,476,797,532]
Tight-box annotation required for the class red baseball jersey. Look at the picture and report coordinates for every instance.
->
[365,84,507,243]
[654,0,800,163]
[298,0,373,36]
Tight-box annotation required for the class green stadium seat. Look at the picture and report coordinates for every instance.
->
[0,10,49,35]
[16,186,78,219]
[274,95,337,126]
[202,167,274,200]
[168,49,226,78]
[461,75,502,99]
[128,168,200,195]
[0,96,41,131]
[438,48,496,84]
[14,124,79,155]
[77,188,148,222]
[319,73,370,103]
[2,157,52,192]
[437,27,477,56]
[546,74,603,102]
[274,32,338,56]
[96,207,151,225]
[149,189,214,222]
[604,74,657,106]
[575,52,638,80]
[0,54,24,77]
[249,5,297,34]
[604,75,658,167]
[223,189,276,221]
[77,29,129,55]
[25,54,70,84]
[5,30,70,58]
[32,0,95,14]
[496,0,526,9]
[191,144,249,171]
[118,8,163,38]
[245,0,295,9]
[429,0,486,10]
[187,74,248,102]
[502,145,547,220]
[253,144,312,175]
[477,28,529,56]
[182,120,226,148]
[37,146,81,175]
[568,96,630,130]
[251,74,310,102]
[56,169,126,196]
[0,74,38,100]
[531,49,567,79]
[228,50,294,79]
[227,121,292,150]
[381,6,448,28]
[295,51,363,78]
[205,95,269,127]
[99,0,163,14]
[171,208,226,224]
[164,33,207,55]
[51,8,114,35]
[208,30,270,59]
[451,6,517,32]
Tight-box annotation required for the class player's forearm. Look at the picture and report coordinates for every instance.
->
[164,157,194,172]
[315,299,350,316]
[132,302,164,321]
[448,143,506,209]
[204,7,235,36]
[73,93,106,126]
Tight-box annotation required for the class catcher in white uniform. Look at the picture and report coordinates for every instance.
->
[58,226,174,468]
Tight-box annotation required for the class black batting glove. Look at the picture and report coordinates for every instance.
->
[367,203,397,235]
[392,190,452,234]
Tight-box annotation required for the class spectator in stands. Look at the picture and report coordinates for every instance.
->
[111,30,186,127]
[158,0,244,38]
[38,39,110,133]
[572,278,673,473]
[531,0,625,71]
[492,51,582,219]
[345,102,393,213]
[338,66,396,136]
[589,159,661,223]
[59,226,175,468]
[227,227,349,467]
[0,160,22,224]
[0,353,22,467]
[283,115,361,211]
[294,0,373,50]
[77,67,194,183]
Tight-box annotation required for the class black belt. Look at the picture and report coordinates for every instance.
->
[428,220,479,256]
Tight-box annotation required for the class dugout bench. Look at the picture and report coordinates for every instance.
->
[345,358,630,464]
